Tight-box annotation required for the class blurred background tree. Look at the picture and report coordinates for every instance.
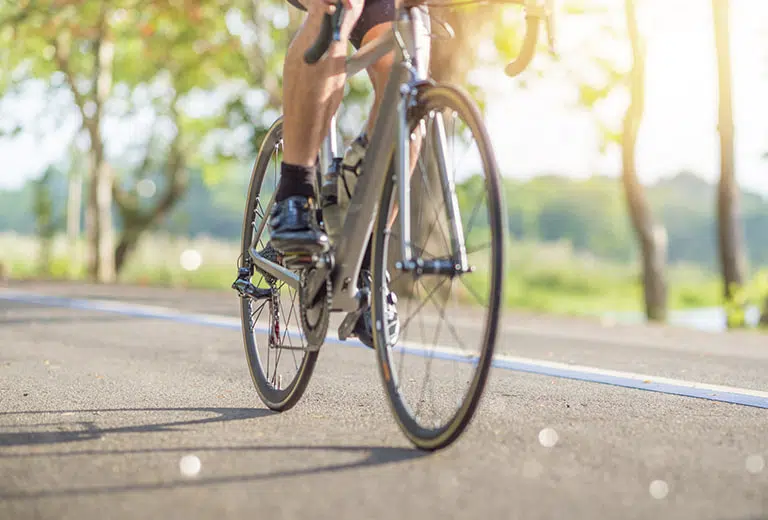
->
[621,0,667,321]
[2,0,259,279]
[1,0,766,331]
[545,0,668,320]
[711,0,748,327]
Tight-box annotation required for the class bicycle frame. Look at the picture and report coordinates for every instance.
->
[248,6,467,322]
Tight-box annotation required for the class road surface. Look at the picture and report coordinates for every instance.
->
[1,280,767,520]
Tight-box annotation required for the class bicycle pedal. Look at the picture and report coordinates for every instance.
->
[338,308,364,341]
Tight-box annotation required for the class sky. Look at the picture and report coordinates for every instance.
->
[0,0,766,194]
[481,0,768,194]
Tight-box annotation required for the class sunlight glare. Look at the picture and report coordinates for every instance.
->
[180,249,203,271]
[745,454,765,475]
[648,479,669,500]
[179,455,202,478]
[538,427,559,448]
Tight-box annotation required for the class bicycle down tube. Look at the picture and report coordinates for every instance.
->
[309,6,432,313]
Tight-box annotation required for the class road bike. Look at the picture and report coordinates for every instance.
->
[232,0,556,450]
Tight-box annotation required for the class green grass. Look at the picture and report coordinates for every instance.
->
[0,232,724,316]
[499,240,722,315]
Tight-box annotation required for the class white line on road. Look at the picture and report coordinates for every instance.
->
[2,288,767,410]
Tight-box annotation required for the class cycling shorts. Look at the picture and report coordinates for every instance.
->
[286,0,395,49]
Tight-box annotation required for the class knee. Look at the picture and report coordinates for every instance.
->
[361,24,396,95]
[370,53,395,96]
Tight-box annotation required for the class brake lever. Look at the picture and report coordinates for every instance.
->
[303,1,345,64]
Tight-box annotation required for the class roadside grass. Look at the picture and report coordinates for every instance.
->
[0,232,722,316]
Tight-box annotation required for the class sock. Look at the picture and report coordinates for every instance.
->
[275,162,316,202]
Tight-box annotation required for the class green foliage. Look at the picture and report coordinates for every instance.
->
[5,170,768,274]
[0,231,723,316]
[725,271,768,329]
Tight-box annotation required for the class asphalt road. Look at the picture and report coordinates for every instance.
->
[1,280,767,520]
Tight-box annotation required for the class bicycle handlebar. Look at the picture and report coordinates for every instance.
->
[304,2,345,64]
[302,0,555,76]
[504,8,539,77]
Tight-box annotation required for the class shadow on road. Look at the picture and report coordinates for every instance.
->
[0,407,273,447]
[0,406,429,500]
[0,443,427,501]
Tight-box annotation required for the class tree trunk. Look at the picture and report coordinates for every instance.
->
[53,19,114,283]
[113,117,188,275]
[66,163,82,277]
[114,185,186,275]
[88,147,115,283]
[712,0,747,310]
[760,298,768,328]
[115,226,142,275]
[62,7,116,283]
[623,0,667,321]
[85,127,116,282]
[91,12,116,283]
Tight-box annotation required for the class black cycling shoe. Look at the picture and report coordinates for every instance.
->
[352,269,400,349]
[268,195,330,255]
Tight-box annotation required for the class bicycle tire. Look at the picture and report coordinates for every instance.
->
[238,117,319,412]
[370,84,504,450]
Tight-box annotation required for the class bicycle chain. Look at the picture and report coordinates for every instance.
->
[268,282,281,349]
[299,266,333,349]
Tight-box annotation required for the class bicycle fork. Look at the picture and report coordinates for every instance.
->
[393,90,471,278]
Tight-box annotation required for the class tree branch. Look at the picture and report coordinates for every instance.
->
[151,97,189,219]
[53,33,92,131]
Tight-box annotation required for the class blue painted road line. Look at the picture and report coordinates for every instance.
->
[2,288,768,410]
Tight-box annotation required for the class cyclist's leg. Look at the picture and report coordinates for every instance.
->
[270,0,366,255]
[356,8,430,266]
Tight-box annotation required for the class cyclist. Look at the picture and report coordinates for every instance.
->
[268,0,405,346]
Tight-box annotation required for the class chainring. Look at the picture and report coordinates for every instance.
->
[299,268,332,349]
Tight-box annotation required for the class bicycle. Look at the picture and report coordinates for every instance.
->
[232,0,556,450]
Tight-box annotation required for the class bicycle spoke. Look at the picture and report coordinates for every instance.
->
[239,120,317,411]
[372,86,501,448]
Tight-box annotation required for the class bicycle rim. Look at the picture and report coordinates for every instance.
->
[238,118,319,412]
[371,84,504,450]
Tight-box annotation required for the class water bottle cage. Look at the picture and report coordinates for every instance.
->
[321,157,344,208]
[339,161,361,200]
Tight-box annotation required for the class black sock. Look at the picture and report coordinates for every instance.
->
[275,162,316,202]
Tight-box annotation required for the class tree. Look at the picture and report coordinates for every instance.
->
[51,3,121,282]
[66,149,85,278]
[107,1,252,273]
[712,0,747,323]
[559,0,667,320]
[1,0,253,277]
[111,93,189,274]
[621,0,666,321]
[2,1,132,281]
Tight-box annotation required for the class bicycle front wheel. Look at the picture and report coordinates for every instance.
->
[371,84,504,450]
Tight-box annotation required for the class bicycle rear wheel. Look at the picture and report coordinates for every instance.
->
[371,84,504,450]
[238,118,319,411]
